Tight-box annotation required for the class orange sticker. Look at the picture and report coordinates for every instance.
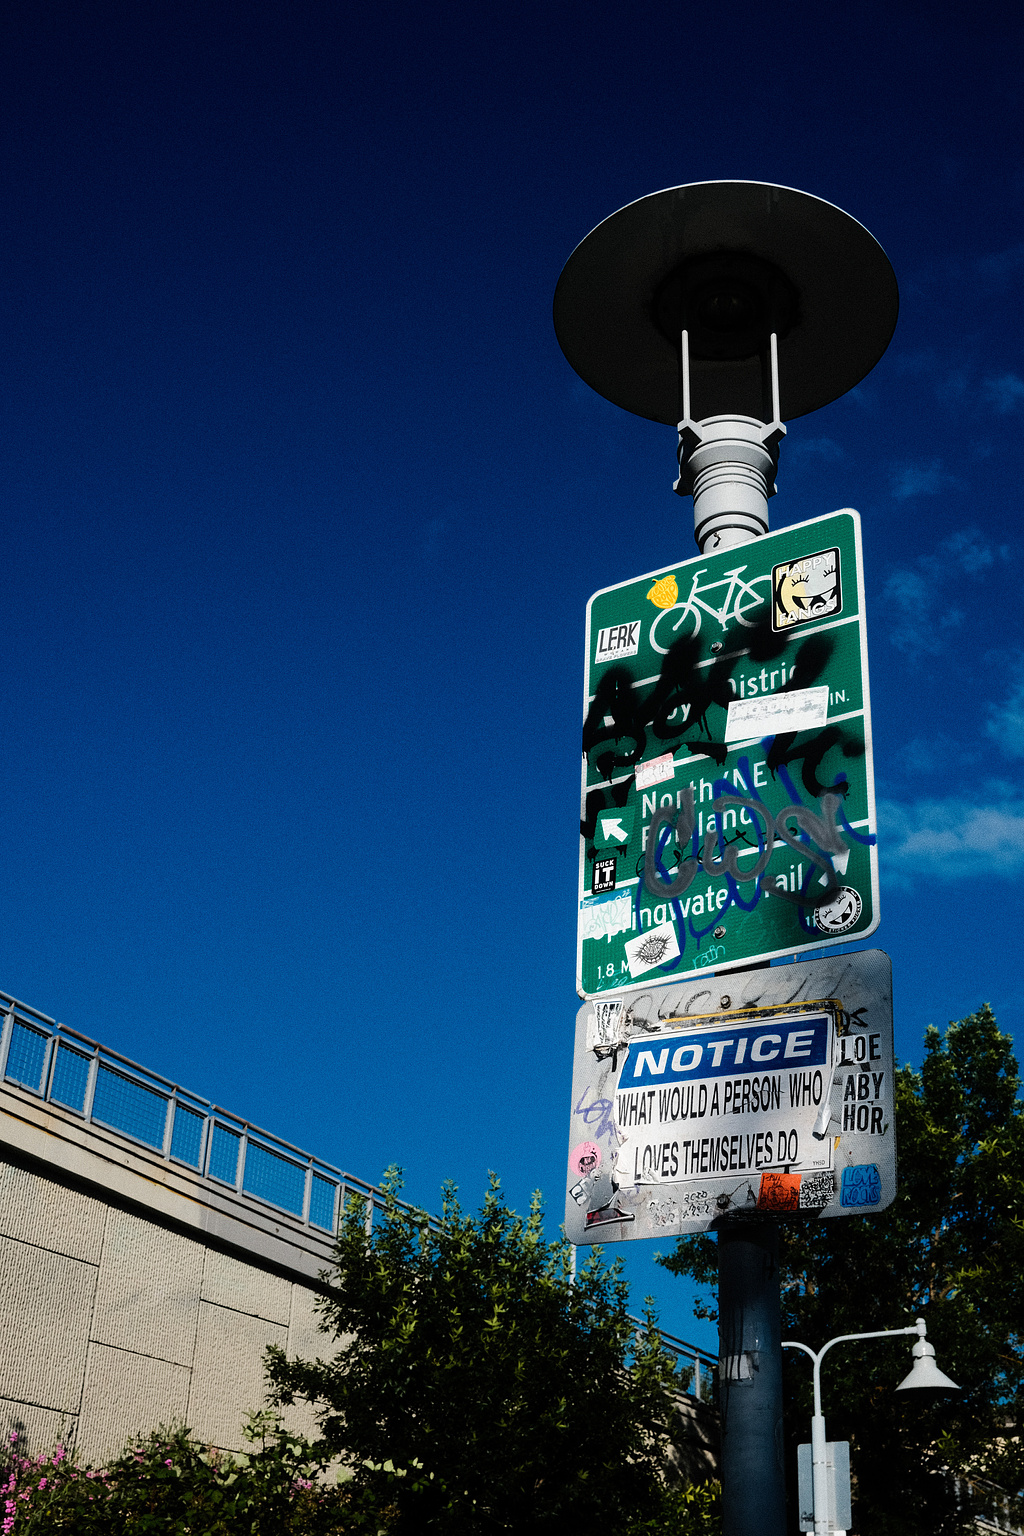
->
[757,1171,801,1212]
[646,574,679,609]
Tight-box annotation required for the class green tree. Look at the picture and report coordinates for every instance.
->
[658,1004,1024,1535]
[266,1169,701,1534]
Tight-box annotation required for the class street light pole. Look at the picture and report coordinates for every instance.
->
[554,181,900,1536]
[783,1318,958,1536]
[719,1222,787,1536]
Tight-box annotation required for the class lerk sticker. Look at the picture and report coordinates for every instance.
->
[595,621,641,663]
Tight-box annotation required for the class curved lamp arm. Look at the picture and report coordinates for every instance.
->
[783,1320,926,1417]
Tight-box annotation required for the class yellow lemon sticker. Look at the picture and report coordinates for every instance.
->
[646,574,678,609]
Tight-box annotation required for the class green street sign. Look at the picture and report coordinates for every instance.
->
[577,509,878,999]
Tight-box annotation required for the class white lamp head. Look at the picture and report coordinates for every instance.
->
[895,1323,959,1392]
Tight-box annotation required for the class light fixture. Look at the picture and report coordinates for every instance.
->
[553,180,898,552]
[896,1329,960,1393]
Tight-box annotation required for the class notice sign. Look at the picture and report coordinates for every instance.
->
[616,1009,834,1191]
[566,948,896,1242]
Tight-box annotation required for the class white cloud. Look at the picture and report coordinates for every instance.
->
[975,243,1024,282]
[878,792,1024,883]
[943,526,998,574]
[882,527,1008,654]
[881,567,962,654]
[984,373,1024,415]
[889,459,958,501]
[935,368,971,405]
[986,677,1024,757]
[894,734,976,775]
[790,436,844,461]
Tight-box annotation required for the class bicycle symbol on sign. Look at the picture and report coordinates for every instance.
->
[649,564,771,654]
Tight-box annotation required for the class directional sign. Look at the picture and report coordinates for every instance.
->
[578,509,878,999]
[566,949,896,1243]
[594,808,634,848]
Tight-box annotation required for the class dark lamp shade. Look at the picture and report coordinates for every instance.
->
[553,181,899,425]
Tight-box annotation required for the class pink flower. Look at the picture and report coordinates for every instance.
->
[165,1459,172,1467]
[37,1479,46,1489]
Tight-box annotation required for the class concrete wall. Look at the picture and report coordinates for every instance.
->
[0,1077,337,1463]
[0,1042,721,1478]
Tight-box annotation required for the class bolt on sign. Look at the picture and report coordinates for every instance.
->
[578,509,878,999]
[566,949,895,1243]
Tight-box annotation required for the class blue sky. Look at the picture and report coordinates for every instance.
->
[1,1,1023,1351]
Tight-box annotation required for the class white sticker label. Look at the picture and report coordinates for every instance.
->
[579,891,634,944]
[587,1001,624,1050]
[634,753,676,790]
[595,621,641,664]
[624,921,681,977]
[725,685,830,742]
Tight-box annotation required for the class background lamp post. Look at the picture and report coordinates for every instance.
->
[783,1319,959,1536]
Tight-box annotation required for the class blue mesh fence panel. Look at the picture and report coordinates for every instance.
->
[309,1175,337,1231]
[170,1103,205,1167]
[243,1141,306,1216]
[209,1124,241,1185]
[92,1064,168,1149]
[5,1023,49,1092]
[50,1044,91,1112]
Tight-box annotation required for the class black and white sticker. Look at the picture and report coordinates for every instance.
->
[595,621,641,664]
[813,886,863,935]
[592,858,617,894]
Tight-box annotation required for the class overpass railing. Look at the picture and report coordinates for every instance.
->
[0,988,387,1239]
[0,986,716,1397]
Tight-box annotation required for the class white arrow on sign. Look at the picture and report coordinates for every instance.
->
[600,818,628,842]
[817,846,851,884]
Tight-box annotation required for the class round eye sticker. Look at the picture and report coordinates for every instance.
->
[813,885,863,935]
[569,1141,601,1178]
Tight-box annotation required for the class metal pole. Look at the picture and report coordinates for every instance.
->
[718,1220,786,1536]
[810,1393,828,1536]
[693,318,788,1530]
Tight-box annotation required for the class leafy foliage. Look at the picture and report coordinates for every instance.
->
[267,1169,705,1533]
[0,1414,390,1533]
[658,1005,1024,1535]
[637,1478,722,1533]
